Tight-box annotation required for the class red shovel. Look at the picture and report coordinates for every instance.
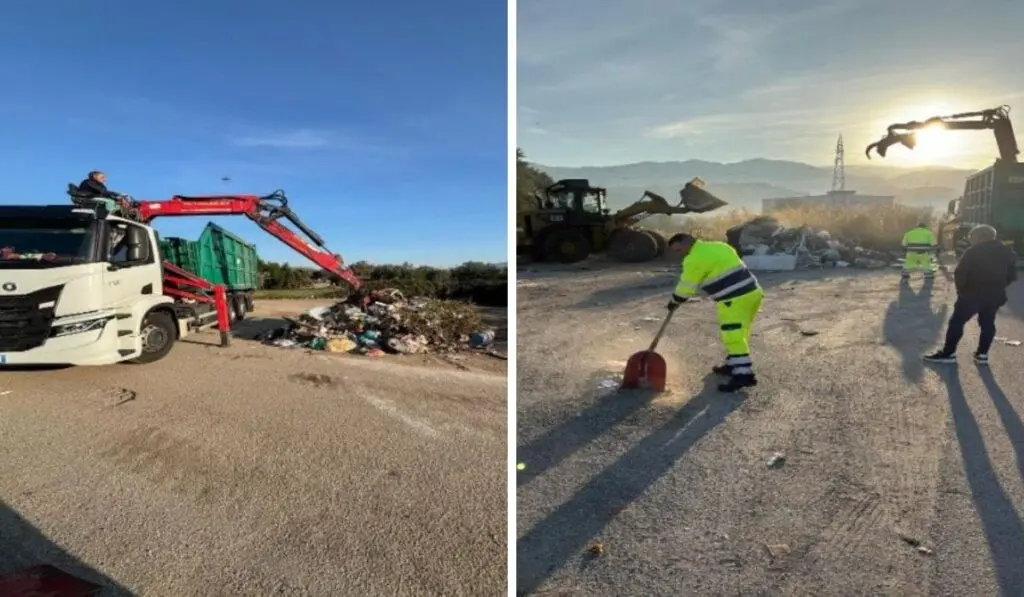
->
[621,309,675,392]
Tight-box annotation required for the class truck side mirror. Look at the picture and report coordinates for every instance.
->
[126,226,151,262]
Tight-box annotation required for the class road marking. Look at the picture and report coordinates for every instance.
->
[359,391,441,439]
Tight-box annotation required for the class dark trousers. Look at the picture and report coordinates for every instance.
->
[941,295,1003,355]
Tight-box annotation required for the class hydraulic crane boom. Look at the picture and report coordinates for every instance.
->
[133,190,361,290]
[865,105,1019,163]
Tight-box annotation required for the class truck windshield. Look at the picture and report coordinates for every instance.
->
[0,219,97,267]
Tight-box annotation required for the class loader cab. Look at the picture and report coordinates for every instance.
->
[537,179,610,224]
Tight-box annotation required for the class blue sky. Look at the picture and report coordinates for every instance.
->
[0,0,507,267]
[518,0,1024,170]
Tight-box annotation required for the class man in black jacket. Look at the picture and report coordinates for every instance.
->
[76,170,124,201]
[924,224,1018,365]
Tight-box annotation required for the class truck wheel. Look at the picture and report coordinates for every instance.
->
[233,294,247,322]
[130,311,176,364]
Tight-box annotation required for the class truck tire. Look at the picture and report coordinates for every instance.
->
[232,294,248,322]
[130,310,177,365]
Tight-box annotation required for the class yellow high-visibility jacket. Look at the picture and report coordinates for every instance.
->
[902,227,936,251]
[673,240,760,302]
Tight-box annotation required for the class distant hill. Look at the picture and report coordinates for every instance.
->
[536,159,976,212]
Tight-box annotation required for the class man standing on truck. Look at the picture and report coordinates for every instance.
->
[901,222,937,280]
[923,224,1018,366]
[666,233,763,392]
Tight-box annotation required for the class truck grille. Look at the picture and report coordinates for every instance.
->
[0,285,62,352]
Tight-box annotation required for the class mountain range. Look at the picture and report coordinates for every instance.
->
[536,159,979,212]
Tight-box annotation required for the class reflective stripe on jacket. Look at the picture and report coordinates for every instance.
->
[902,227,936,251]
[674,240,760,302]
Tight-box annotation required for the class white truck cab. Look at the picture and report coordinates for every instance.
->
[0,205,213,366]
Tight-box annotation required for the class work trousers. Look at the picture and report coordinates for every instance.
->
[941,294,1003,355]
[902,250,934,276]
[716,288,763,375]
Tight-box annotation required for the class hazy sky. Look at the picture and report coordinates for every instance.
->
[518,0,1024,169]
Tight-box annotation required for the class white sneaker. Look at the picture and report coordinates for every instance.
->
[974,354,989,366]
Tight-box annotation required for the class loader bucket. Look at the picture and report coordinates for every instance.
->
[678,178,729,213]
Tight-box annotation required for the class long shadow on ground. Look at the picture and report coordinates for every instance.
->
[575,267,882,311]
[883,277,947,383]
[935,366,1024,595]
[516,376,745,594]
[0,501,132,595]
[516,383,654,488]
[978,369,1024,493]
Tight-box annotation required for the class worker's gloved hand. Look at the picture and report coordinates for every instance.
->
[666,295,688,312]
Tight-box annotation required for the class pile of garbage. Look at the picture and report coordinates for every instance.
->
[731,216,904,270]
[259,288,495,356]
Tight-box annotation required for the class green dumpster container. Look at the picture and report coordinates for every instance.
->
[159,222,260,320]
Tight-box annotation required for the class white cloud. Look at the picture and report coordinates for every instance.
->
[228,128,334,149]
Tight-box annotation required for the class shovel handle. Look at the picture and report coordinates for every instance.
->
[648,309,675,352]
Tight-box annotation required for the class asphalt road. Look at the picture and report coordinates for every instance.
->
[0,312,507,595]
[516,260,1024,596]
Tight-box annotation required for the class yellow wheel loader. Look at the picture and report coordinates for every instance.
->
[516,177,729,264]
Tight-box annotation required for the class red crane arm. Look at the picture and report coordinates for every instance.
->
[865,105,1019,162]
[134,190,361,290]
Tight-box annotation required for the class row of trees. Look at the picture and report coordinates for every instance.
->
[517,148,553,213]
[258,260,508,307]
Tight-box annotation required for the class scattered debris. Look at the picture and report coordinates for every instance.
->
[766,452,787,468]
[598,378,621,389]
[111,388,137,407]
[516,462,525,471]
[260,288,490,357]
[0,390,10,396]
[764,543,791,559]
[732,215,906,270]
[799,329,820,337]
[1005,340,1021,347]
[898,532,935,556]
[587,541,605,557]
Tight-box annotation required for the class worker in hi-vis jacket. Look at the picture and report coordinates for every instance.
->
[901,222,937,279]
[666,233,763,392]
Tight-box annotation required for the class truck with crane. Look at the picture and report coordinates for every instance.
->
[864,105,1024,262]
[0,189,359,367]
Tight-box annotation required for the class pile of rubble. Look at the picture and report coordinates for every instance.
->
[731,216,904,270]
[259,289,495,356]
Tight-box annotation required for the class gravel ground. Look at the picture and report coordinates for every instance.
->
[0,300,507,596]
[516,259,1024,596]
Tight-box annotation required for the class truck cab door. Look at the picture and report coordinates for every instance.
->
[103,221,162,310]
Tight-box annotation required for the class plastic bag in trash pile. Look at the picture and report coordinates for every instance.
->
[258,288,493,356]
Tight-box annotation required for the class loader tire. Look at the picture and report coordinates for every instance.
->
[645,230,668,257]
[609,229,659,263]
[543,228,591,264]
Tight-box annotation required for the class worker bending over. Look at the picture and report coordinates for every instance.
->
[901,222,937,279]
[666,233,763,392]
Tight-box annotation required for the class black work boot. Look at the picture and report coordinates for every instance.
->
[718,373,757,392]
[712,363,732,376]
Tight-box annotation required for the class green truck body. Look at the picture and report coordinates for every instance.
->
[159,222,259,319]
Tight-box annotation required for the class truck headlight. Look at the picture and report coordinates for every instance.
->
[50,317,112,338]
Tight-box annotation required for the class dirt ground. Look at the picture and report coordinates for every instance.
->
[236,299,508,376]
[0,301,508,596]
[516,259,1024,596]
